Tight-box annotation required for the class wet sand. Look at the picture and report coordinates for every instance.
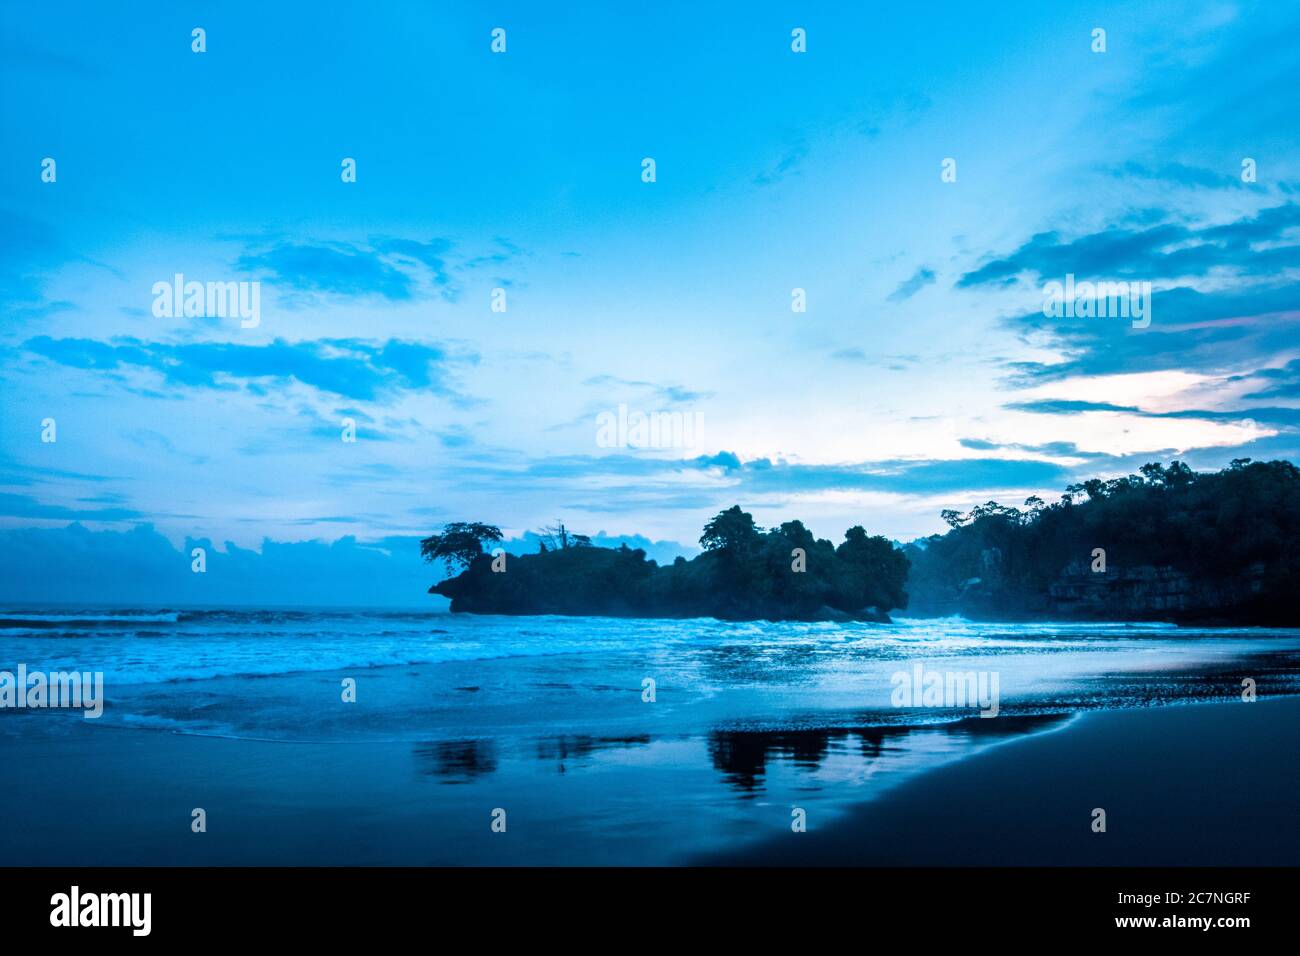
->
[702,697,1300,866]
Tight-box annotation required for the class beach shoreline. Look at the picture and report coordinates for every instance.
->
[2,692,1295,866]
[699,696,1300,867]
[4,609,1298,867]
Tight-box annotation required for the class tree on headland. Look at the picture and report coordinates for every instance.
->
[420,522,503,573]
[426,505,909,621]
[699,505,762,553]
[836,526,910,612]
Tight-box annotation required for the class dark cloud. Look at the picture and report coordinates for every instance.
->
[1000,281,1300,383]
[1241,358,1300,400]
[958,203,1300,288]
[1005,399,1300,431]
[958,438,1109,459]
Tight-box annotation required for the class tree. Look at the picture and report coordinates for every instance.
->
[1139,462,1167,485]
[699,505,761,553]
[536,520,591,551]
[836,526,910,611]
[940,509,967,529]
[420,522,503,574]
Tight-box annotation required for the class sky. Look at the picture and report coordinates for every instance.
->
[2,1,1299,603]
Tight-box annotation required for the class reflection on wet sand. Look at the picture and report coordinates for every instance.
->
[534,734,651,774]
[414,713,1069,792]
[415,738,498,782]
[707,713,1069,792]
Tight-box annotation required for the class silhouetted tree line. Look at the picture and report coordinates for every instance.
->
[904,458,1300,623]
[424,460,1300,624]
[423,506,909,621]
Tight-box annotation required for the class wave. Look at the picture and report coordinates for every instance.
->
[4,609,1296,687]
[0,611,182,626]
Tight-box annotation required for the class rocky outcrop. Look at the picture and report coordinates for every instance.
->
[908,561,1276,624]
[1047,562,1265,620]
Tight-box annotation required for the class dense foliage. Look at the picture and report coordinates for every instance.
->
[425,505,909,621]
[905,459,1300,623]
[425,460,1300,625]
[419,522,503,573]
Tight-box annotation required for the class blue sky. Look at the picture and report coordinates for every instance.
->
[2,0,1299,597]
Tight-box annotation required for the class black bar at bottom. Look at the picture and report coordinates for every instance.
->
[0,866,1290,941]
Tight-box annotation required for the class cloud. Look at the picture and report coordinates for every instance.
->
[1241,358,1300,400]
[463,237,526,273]
[0,523,439,608]
[693,450,742,471]
[1005,398,1300,426]
[1000,282,1300,383]
[487,451,1073,499]
[958,203,1300,287]
[236,236,461,302]
[437,426,474,448]
[582,374,712,404]
[371,237,456,291]
[830,349,920,370]
[22,335,476,403]
[0,449,119,487]
[754,144,809,186]
[957,438,1108,459]
[0,491,144,522]
[972,206,1300,389]
[0,210,73,312]
[728,456,1073,496]
[1006,399,1141,415]
[1102,160,1244,190]
[887,267,936,302]
[237,241,415,300]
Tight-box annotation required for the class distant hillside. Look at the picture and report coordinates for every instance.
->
[903,459,1300,625]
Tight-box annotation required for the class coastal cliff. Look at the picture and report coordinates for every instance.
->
[903,459,1298,625]
[913,560,1272,623]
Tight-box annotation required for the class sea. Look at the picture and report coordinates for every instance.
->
[2,608,1298,864]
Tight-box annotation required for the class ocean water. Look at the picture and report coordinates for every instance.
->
[2,608,1299,864]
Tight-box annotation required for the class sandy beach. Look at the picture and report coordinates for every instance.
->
[703,696,1300,866]
[3,690,1295,867]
